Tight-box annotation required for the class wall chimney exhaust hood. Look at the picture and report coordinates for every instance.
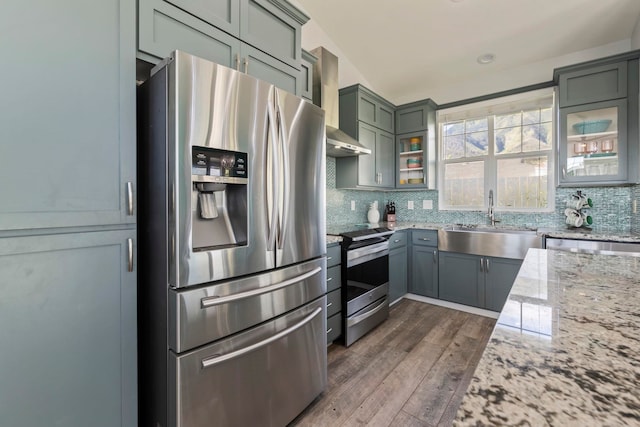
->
[310,47,371,157]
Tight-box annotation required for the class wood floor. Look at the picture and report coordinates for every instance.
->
[290,299,496,427]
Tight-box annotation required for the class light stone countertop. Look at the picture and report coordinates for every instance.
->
[454,248,640,426]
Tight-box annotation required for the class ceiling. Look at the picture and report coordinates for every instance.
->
[295,0,640,106]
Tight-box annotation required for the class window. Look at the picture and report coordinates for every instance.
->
[438,89,555,211]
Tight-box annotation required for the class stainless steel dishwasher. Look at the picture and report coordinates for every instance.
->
[545,237,640,256]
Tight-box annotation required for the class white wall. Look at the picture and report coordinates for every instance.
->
[423,39,631,105]
[293,1,636,105]
[632,13,640,49]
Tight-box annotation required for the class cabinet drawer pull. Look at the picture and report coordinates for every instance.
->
[393,239,401,243]
[326,327,333,334]
[127,238,134,272]
[327,302,333,308]
[126,182,134,216]
[420,237,431,241]
[327,256,332,260]
[327,277,332,282]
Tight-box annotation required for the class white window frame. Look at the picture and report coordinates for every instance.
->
[438,88,556,213]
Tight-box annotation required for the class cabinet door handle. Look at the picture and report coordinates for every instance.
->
[235,54,240,70]
[126,182,134,216]
[327,277,332,282]
[562,167,566,179]
[327,302,333,308]
[485,258,490,273]
[127,238,134,272]
[393,239,401,243]
[243,58,249,73]
[327,256,332,260]
[433,250,437,263]
[420,238,431,241]
[326,327,333,334]
[480,257,484,272]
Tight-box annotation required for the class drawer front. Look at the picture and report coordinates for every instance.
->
[169,257,326,352]
[326,312,342,344]
[326,288,341,318]
[389,231,407,249]
[327,244,341,267]
[326,265,341,292]
[171,297,327,427]
[412,229,438,247]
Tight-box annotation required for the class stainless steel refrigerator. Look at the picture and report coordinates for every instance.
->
[137,51,327,427]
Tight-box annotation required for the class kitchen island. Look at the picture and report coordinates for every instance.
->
[454,248,640,425]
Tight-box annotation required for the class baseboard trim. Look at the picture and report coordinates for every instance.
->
[400,294,500,319]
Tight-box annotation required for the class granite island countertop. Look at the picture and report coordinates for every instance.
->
[454,248,640,426]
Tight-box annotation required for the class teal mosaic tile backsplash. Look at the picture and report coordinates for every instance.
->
[326,156,640,232]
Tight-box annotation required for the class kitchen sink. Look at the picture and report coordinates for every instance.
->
[438,225,542,259]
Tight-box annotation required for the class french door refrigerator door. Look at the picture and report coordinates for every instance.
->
[170,51,275,287]
[169,297,327,427]
[273,88,326,268]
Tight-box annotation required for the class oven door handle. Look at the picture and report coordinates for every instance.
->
[347,242,389,267]
[347,297,388,327]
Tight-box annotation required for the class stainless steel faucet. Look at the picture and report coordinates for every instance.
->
[488,190,500,226]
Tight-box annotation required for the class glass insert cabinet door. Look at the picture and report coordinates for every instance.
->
[396,132,427,188]
[559,98,627,184]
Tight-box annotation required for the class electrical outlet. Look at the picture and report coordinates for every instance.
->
[408,200,414,210]
[351,200,355,211]
[423,200,433,210]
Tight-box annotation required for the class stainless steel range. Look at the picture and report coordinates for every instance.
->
[340,227,394,346]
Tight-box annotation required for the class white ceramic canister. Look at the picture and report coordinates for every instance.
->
[367,201,380,224]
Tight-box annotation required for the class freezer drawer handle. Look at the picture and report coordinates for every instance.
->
[200,266,322,308]
[347,297,387,327]
[201,306,323,369]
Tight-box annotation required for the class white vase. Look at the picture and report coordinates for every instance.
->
[367,203,380,224]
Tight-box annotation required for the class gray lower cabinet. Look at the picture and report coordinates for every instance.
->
[438,252,483,307]
[410,230,439,298]
[0,230,137,427]
[388,231,408,303]
[439,251,521,311]
[484,257,522,312]
[137,0,305,95]
[1,0,136,231]
[326,243,342,343]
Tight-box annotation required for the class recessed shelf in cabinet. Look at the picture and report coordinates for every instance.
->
[567,130,617,141]
[399,167,424,172]
[399,150,423,156]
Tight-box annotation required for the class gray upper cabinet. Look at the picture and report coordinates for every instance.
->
[137,0,308,95]
[0,230,137,427]
[300,49,317,101]
[138,0,241,68]
[340,84,395,133]
[337,85,396,188]
[1,0,136,231]
[165,0,240,36]
[395,99,436,134]
[557,61,628,108]
[555,53,639,186]
[336,122,395,188]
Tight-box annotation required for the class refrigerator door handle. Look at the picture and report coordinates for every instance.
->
[266,89,279,251]
[200,306,323,368]
[200,266,322,308]
[275,92,290,250]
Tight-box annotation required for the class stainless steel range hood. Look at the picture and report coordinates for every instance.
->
[310,47,371,157]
